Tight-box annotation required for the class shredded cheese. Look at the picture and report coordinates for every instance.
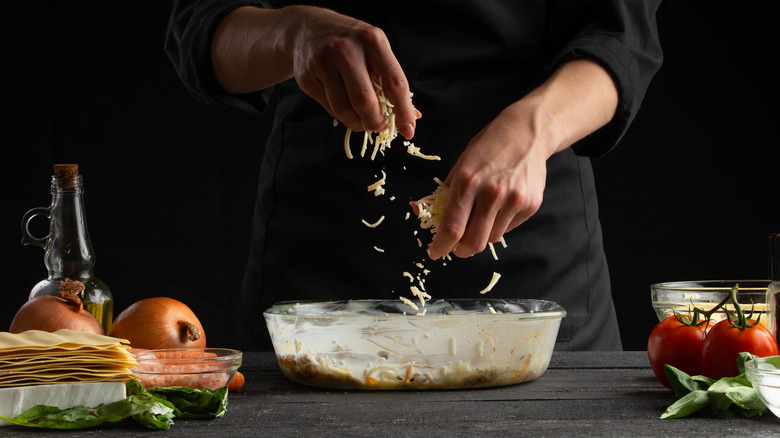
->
[342,76,404,161]
[404,141,441,161]
[361,216,386,228]
[410,285,431,307]
[488,242,498,260]
[360,131,371,157]
[344,128,354,159]
[479,272,502,295]
[367,171,387,196]
[373,246,385,253]
[412,177,449,234]
[399,296,419,311]
[370,77,397,160]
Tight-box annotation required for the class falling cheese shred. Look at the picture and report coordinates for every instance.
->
[410,285,431,307]
[488,242,498,260]
[404,141,440,161]
[367,171,387,196]
[344,128,354,159]
[361,216,385,228]
[399,296,419,311]
[479,272,502,295]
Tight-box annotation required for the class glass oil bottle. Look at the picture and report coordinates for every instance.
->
[21,164,114,333]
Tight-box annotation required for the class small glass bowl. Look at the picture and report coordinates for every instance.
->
[650,280,770,325]
[745,356,780,418]
[130,348,242,390]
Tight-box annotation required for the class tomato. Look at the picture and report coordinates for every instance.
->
[228,371,245,392]
[647,315,708,390]
[701,319,779,378]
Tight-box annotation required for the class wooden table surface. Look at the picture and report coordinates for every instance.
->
[3,351,779,437]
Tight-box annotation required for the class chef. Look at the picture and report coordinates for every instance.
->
[166,0,663,350]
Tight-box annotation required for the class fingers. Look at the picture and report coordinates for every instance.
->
[296,35,384,132]
[427,178,475,261]
[428,178,502,261]
[293,12,415,135]
[370,59,417,139]
[428,175,543,261]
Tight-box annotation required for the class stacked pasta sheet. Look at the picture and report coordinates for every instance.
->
[0,329,137,425]
[0,329,136,387]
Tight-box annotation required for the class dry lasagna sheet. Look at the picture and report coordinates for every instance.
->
[0,329,136,387]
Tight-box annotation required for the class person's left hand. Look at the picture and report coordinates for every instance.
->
[426,103,554,260]
[425,59,619,260]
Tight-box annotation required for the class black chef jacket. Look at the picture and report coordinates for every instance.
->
[166,0,663,350]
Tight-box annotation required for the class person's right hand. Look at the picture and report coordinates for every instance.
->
[213,6,419,138]
[289,7,418,139]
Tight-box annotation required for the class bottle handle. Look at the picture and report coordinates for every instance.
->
[21,207,51,248]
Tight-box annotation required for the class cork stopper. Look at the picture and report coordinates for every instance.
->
[53,164,80,188]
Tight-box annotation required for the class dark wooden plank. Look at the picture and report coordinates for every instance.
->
[3,351,780,437]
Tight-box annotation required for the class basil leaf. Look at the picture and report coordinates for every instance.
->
[146,385,228,419]
[665,364,716,396]
[661,352,767,419]
[660,390,711,419]
[708,376,766,417]
[0,394,175,430]
[0,380,228,430]
[737,352,759,374]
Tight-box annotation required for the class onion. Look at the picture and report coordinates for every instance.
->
[10,292,104,335]
[108,297,206,349]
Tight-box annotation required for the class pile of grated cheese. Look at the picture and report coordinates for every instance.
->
[343,77,398,161]
[412,177,449,234]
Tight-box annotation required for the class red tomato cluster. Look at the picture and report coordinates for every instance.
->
[647,315,779,389]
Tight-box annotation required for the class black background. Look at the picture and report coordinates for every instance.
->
[2,1,778,351]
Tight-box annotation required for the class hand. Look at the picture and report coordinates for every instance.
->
[290,7,418,138]
[427,104,552,260]
[212,6,419,138]
[425,59,619,260]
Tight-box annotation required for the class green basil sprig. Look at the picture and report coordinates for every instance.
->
[0,379,228,430]
[661,352,767,419]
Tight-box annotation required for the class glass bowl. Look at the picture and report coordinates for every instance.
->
[650,280,770,325]
[130,348,242,390]
[745,356,780,418]
[263,299,566,390]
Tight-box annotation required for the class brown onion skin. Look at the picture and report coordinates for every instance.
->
[9,295,104,335]
[108,297,207,349]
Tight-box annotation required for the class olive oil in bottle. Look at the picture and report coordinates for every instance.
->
[22,164,114,333]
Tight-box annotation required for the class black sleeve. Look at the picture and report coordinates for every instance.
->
[164,0,273,113]
[545,0,664,157]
